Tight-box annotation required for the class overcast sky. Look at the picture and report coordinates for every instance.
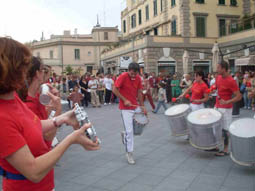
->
[0,0,125,43]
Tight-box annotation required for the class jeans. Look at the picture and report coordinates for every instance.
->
[105,89,112,103]
[154,100,167,113]
[243,91,252,108]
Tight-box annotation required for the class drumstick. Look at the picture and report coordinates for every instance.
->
[130,104,146,108]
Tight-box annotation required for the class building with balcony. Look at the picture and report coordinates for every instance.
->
[101,0,255,75]
[31,25,119,75]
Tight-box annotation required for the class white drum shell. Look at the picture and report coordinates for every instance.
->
[229,118,255,166]
[187,109,222,150]
[165,104,191,136]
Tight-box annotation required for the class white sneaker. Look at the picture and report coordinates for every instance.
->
[109,103,111,105]
[126,152,135,165]
[104,103,107,105]
[121,131,125,144]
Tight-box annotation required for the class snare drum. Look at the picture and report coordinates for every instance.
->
[229,118,255,166]
[164,104,191,136]
[133,113,149,135]
[187,108,222,150]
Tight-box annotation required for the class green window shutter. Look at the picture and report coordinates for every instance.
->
[196,17,205,37]
[171,20,176,35]
[218,0,225,5]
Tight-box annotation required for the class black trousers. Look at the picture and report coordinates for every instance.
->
[105,89,112,103]
[82,92,90,107]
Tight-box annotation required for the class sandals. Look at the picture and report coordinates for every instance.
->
[205,148,219,152]
[214,151,230,157]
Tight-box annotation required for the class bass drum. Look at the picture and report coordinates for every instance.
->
[229,118,255,166]
[187,108,222,150]
[165,104,191,136]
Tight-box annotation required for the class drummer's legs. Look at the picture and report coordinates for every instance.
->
[216,108,232,155]
[121,110,135,153]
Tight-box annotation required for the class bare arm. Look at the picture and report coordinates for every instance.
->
[220,90,242,105]
[112,85,129,103]
[179,85,192,98]
[192,93,209,103]
[6,124,99,183]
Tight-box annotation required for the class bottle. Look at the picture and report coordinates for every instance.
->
[40,84,51,105]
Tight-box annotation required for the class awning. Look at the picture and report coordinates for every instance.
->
[235,56,255,66]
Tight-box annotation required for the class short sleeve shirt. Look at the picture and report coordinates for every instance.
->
[215,75,239,108]
[191,82,209,104]
[0,93,54,191]
[114,72,142,110]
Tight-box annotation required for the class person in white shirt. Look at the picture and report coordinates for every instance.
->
[103,73,114,105]
[88,75,100,107]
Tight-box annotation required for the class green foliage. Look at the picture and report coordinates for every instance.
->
[65,65,73,75]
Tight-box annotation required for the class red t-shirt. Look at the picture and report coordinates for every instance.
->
[25,94,52,148]
[191,82,209,105]
[215,75,239,108]
[0,93,54,191]
[114,72,142,110]
[26,94,48,120]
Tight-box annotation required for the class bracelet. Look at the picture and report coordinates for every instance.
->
[52,117,61,128]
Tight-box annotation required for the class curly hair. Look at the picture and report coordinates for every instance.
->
[0,37,32,94]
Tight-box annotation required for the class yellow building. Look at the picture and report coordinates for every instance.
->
[31,25,119,75]
[102,0,255,75]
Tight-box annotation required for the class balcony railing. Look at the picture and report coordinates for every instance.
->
[220,15,255,37]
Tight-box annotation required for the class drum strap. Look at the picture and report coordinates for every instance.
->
[0,166,26,180]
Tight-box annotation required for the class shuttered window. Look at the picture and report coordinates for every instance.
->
[196,17,206,37]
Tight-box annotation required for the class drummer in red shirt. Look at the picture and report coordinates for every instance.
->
[0,38,100,191]
[179,71,209,111]
[113,62,147,165]
[214,61,241,156]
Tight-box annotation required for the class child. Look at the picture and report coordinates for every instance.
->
[153,82,168,113]
[67,85,83,108]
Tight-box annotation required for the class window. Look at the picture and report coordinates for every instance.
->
[123,20,126,33]
[171,0,176,7]
[230,0,237,6]
[219,19,226,36]
[131,14,136,28]
[154,28,158,35]
[74,49,80,60]
[171,20,177,35]
[145,5,149,20]
[160,0,163,12]
[196,17,206,37]
[153,0,157,16]
[230,20,238,34]
[88,51,91,56]
[218,0,225,5]
[49,50,53,59]
[146,31,150,35]
[87,66,92,74]
[138,9,142,25]
[104,32,108,40]
[196,0,204,4]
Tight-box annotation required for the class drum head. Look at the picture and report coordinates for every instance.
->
[230,118,255,138]
[134,113,148,124]
[187,108,222,125]
[164,104,190,117]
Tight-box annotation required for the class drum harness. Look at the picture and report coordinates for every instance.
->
[0,166,26,180]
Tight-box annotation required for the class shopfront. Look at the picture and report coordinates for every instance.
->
[235,56,255,73]
[192,60,211,76]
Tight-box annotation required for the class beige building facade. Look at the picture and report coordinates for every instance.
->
[31,26,119,75]
[101,0,255,75]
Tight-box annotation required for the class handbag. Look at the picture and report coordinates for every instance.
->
[240,84,246,93]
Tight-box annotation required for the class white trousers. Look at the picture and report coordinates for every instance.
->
[121,107,141,153]
[215,108,233,131]
[190,103,204,111]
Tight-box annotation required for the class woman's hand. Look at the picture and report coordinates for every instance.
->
[70,123,100,150]
[46,92,62,115]
[61,109,80,130]
[47,83,60,97]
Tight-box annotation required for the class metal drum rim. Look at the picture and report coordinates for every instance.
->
[164,104,190,117]
[230,152,255,167]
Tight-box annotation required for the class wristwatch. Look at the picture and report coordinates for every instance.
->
[52,117,61,128]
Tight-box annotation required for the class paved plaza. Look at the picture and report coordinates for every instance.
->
[1,103,255,191]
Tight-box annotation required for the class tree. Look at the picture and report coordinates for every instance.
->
[65,65,73,75]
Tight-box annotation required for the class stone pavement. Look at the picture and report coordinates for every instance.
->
[1,103,255,191]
